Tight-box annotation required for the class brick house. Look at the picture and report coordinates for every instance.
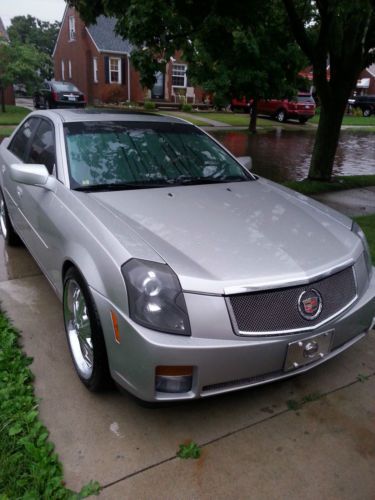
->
[355,64,375,96]
[0,16,15,106]
[53,6,203,105]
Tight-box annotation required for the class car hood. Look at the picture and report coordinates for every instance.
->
[86,178,361,294]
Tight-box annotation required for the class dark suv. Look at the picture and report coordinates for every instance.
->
[34,81,86,109]
[350,95,375,117]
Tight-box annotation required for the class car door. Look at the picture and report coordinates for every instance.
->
[1,117,40,234]
[14,118,62,284]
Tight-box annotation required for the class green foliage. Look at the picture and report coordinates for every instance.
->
[0,42,49,105]
[357,373,370,383]
[0,312,100,498]
[144,100,156,110]
[286,392,322,411]
[181,103,192,112]
[177,441,201,459]
[8,15,60,80]
[0,105,30,125]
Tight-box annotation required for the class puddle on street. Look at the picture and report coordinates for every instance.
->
[213,128,375,182]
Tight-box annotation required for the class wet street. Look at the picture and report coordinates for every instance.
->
[213,128,375,182]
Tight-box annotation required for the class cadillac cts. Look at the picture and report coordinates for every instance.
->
[0,109,374,402]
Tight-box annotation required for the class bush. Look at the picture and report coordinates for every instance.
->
[101,84,127,104]
[181,103,192,112]
[144,100,156,110]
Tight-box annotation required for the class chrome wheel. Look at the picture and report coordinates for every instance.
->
[64,279,94,379]
[0,197,8,239]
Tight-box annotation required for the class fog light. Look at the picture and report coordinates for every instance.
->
[155,366,193,393]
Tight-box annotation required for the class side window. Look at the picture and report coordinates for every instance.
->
[26,119,56,175]
[8,118,40,162]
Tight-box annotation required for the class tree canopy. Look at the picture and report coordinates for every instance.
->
[70,0,375,180]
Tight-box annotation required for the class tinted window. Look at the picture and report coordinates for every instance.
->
[64,121,251,189]
[52,82,79,92]
[8,118,40,161]
[297,95,315,104]
[27,119,56,174]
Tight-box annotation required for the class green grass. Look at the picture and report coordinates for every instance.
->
[0,312,100,498]
[0,106,30,126]
[310,114,375,127]
[354,214,375,264]
[157,111,211,127]
[284,175,375,195]
[192,112,272,127]
[0,126,15,138]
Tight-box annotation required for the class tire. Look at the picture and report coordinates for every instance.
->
[362,108,371,117]
[299,117,308,124]
[0,190,21,246]
[63,267,112,392]
[33,97,39,109]
[275,109,287,123]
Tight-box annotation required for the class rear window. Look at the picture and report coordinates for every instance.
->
[297,95,315,104]
[52,82,79,92]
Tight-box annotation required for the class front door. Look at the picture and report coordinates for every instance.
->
[151,72,165,99]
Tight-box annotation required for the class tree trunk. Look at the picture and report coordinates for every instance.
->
[308,96,348,181]
[0,88,5,113]
[249,98,258,134]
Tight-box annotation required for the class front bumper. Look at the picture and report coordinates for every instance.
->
[92,271,375,402]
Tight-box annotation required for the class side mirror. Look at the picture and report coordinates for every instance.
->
[237,156,252,171]
[10,164,56,191]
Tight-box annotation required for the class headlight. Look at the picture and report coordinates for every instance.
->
[121,259,191,336]
[352,221,373,276]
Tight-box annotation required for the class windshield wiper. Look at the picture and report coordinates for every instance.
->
[74,181,167,192]
[168,175,249,186]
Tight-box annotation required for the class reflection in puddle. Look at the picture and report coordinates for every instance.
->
[213,129,375,182]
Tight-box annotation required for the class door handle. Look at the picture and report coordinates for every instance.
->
[16,186,23,198]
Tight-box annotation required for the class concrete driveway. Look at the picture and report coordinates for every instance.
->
[0,237,374,497]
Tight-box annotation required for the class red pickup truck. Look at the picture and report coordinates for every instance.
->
[231,93,316,124]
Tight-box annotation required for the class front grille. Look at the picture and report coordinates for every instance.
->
[227,266,357,335]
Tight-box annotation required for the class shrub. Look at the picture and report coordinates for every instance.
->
[144,100,156,110]
[181,103,192,112]
[101,84,127,104]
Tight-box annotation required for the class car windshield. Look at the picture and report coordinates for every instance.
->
[64,121,252,190]
[53,82,80,92]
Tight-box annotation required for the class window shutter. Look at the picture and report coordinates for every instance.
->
[104,56,109,84]
[121,57,127,85]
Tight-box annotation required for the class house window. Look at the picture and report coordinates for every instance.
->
[69,16,76,41]
[109,57,121,83]
[68,60,72,79]
[61,60,65,80]
[172,64,187,87]
[93,57,98,83]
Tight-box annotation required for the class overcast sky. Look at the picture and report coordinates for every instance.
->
[0,0,66,27]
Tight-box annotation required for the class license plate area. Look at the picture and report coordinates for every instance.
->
[284,330,334,372]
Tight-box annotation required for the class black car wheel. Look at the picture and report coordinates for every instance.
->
[275,109,287,123]
[63,267,112,392]
[0,190,20,246]
[33,97,39,109]
[299,117,308,124]
[363,108,371,117]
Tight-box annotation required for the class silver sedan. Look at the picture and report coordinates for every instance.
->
[0,109,374,402]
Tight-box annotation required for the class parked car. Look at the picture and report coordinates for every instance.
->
[231,93,316,123]
[0,109,374,402]
[349,95,375,117]
[33,81,86,109]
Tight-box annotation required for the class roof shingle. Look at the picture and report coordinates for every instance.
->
[87,16,133,54]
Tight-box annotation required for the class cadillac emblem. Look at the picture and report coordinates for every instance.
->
[298,289,322,320]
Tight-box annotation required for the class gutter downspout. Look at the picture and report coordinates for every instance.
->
[127,55,131,101]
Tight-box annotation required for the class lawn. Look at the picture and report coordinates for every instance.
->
[354,215,375,264]
[0,312,99,498]
[0,106,30,126]
[310,113,375,127]
[191,112,272,127]
[0,126,15,138]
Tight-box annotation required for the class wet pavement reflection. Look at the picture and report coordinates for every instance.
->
[213,128,375,182]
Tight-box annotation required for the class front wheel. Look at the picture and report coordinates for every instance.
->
[275,109,286,123]
[63,267,112,391]
[362,108,371,117]
[0,190,20,246]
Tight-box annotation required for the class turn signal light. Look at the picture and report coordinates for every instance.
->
[155,366,193,393]
[111,310,121,344]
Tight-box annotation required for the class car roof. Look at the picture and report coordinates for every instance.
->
[29,108,189,125]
